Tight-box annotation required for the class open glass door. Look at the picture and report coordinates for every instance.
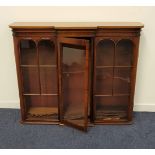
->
[58,38,89,132]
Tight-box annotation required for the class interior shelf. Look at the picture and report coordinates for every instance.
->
[23,93,58,96]
[39,65,57,67]
[26,107,58,121]
[94,94,130,97]
[63,71,84,74]
[20,65,37,67]
[96,106,128,121]
[96,66,134,68]
[20,65,57,67]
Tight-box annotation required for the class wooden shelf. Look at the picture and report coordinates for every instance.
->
[20,65,37,67]
[96,108,127,121]
[96,66,134,68]
[23,94,58,96]
[94,94,130,97]
[39,65,57,67]
[20,65,56,67]
[63,71,84,74]
[27,107,58,121]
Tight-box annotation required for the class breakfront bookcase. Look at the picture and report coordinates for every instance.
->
[9,22,144,131]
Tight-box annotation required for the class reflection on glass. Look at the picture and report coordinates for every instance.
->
[62,45,85,126]
[63,46,85,72]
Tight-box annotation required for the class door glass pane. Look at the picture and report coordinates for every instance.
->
[34,40,58,121]
[40,67,58,94]
[20,40,40,94]
[115,40,134,66]
[62,44,86,127]
[38,40,58,94]
[38,40,56,65]
[21,67,40,94]
[20,40,37,65]
[94,39,130,122]
[95,68,113,95]
[96,40,114,66]
[113,67,131,94]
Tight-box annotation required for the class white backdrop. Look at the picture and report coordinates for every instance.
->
[0,6,154,111]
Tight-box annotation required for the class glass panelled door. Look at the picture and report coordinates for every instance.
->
[94,38,134,122]
[58,38,89,131]
[19,39,58,122]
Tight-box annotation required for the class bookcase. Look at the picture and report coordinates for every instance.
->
[9,22,144,131]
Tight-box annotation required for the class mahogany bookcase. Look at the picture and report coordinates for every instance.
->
[9,22,144,131]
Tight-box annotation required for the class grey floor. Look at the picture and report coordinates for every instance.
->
[0,109,155,149]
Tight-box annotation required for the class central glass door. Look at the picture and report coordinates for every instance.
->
[58,38,89,131]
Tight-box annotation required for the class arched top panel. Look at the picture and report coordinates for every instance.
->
[115,39,134,66]
[96,39,115,66]
[38,40,56,65]
[20,39,37,65]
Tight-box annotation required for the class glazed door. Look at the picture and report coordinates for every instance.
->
[19,38,59,122]
[58,38,89,131]
[94,38,134,122]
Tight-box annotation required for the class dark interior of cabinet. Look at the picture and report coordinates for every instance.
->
[20,39,58,122]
